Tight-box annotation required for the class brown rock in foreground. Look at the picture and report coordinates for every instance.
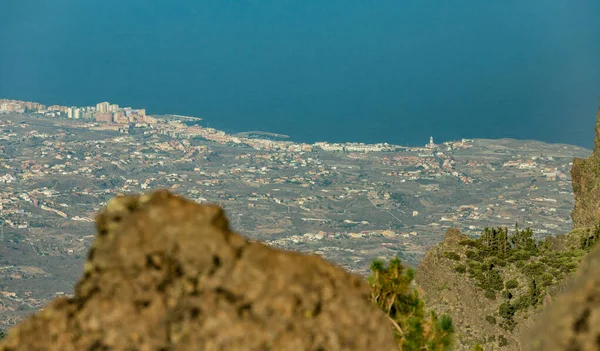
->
[0,190,397,351]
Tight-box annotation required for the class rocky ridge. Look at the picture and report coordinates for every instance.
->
[570,101,600,228]
[416,101,600,350]
[520,239,600,350]
[0,190,397,350]
[519,102,600,350]
[415,228,531,350]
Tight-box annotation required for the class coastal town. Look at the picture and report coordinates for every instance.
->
[0,98,591,328]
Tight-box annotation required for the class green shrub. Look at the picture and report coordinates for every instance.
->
[466,250,482,261]
[498,302,515,319]
[444,251,461,261]
[484,290,496,300]
[501,319,517,332]
[545,253,577,273]
[454,264,467,273]
[507,250,531,262]
[549,268,563,281]
[522,262,544,275]
[467,260,480,270]
[485,315,497,325]
[505,279,519,289]
[501,290,513,300]
[540,273,554,287]
[499,335,509,347]
[512,279,543,310]
[467,261,483,279]
[486,256,502,267]
[565,261,579,271]
[512,295,530,310]
[485,269,505,291]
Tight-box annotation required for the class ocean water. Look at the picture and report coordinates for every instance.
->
[1,1,599,148]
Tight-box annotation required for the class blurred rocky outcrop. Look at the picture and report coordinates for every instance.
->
[0,190,397,351]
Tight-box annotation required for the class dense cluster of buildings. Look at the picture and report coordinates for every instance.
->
[0,100,42,113]
[0,99,155,126]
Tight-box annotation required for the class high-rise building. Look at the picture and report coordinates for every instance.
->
[96,101,110,113]
[109,104,119,112]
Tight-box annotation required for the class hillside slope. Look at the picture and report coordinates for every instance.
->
[521,233,600,350]
[416,102,600,351]
[571,100,600,228]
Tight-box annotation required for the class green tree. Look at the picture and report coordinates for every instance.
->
[527,278,542,306]
[511,225,537,253]
[369,257,454,350]
[481,226,511,258]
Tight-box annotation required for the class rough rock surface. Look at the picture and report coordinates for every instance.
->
[521,240,600,350]
[0,190,397,351]
[570,100,600,229]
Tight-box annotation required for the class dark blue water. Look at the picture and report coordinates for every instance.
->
[1,1,599,148]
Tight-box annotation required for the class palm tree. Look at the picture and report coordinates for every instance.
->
[369,257,454,350]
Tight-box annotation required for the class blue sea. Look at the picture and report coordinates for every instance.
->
[1,1,599,148]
